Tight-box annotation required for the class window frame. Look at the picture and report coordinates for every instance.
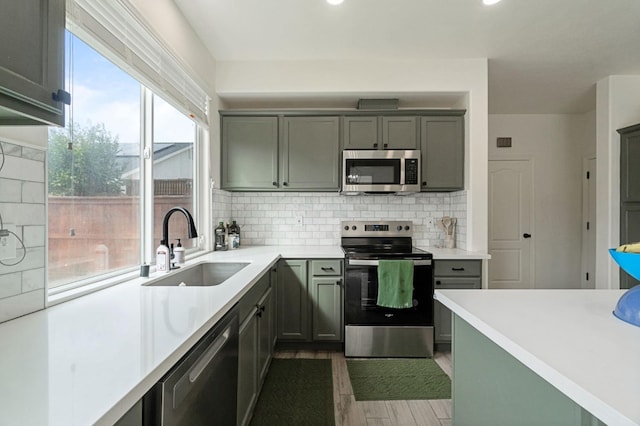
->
[47,28,209,305]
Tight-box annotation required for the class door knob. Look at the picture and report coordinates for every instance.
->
[523,233,532,238]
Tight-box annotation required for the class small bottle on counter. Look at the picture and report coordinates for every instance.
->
[215,221,227,251]
[229,220,240,249]
[174,238,185,263]
[156,240,170,272]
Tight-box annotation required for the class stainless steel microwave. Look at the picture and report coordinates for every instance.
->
[342,150,421,194]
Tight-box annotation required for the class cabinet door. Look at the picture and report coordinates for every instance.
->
[382,116,418,149]
[343,116,379,149]
[420,116,464,191]
[257,288,273,385]
[276,260,309,340]
[620,127,640,203]
[281,116,340,190]
[434,277,481,343]
[0,0,66,126]
[221,116,278,190]
[310,276,343,341]
[237,310,258,426]
[620,205,640,289]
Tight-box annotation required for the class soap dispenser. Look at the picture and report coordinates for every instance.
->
[156,240,170,272]
[174,239,185,264]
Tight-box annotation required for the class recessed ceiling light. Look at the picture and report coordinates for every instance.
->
[327,0,344,5]
[483,0,502,5]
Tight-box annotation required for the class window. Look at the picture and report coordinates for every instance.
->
[47,32,202,294]
[152,95,196,251]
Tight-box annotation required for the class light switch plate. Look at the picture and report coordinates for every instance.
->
[0,224,17,260]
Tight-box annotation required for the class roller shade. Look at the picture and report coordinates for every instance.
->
[66,0,209,126]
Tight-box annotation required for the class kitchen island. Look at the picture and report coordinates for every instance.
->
[435,289,640,426]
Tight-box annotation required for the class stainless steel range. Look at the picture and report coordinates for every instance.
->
[342,220,434,358]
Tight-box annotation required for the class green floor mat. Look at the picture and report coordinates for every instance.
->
[250,359,335,426]
[346,358,451,401]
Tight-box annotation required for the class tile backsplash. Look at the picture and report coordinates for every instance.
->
[0,140,46,323]
[213,190,467,249]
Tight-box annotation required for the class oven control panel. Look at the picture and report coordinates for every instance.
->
[341,220,413,237]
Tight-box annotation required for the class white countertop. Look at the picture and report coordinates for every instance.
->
[0,246,342,426]
[0,244,487,426]
[435,289,640,426]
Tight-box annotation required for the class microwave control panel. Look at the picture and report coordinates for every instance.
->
[405,159,419,184]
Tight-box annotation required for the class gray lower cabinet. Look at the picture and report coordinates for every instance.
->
[220,115,340,191]
[343,115,418,150]
[310,259,343,341]
[237,272,274,426]
[0,0,67,126]
[276,259,343,342]
[618,123,640,289]
[420,116,464,191]
[276,259,309,340]
[434,260,482,346]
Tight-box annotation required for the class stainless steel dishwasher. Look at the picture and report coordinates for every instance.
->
[144,305,239,425]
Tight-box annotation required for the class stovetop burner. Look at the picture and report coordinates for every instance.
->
[341,220,432,259]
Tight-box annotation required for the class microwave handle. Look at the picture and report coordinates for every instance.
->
[348,259,432,267]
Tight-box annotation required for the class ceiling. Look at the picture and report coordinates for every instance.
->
[174,0,640,114]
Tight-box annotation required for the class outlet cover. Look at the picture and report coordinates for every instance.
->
[0,224,17,260]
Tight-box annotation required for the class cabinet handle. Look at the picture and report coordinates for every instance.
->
[383,143,388,148]
[321,267,335,272]
[452,267,465,271]
[283,182,288,186]
[422,181,427,186]
[272,181,277,186]
[336,279,342,286]
[52,89,71,105]
[436,280,442,285]
[373,143,378,148]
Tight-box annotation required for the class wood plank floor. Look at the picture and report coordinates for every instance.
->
[273,350,452,426]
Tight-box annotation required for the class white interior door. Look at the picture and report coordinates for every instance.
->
[581,157,596,288]
[489,160,534,289]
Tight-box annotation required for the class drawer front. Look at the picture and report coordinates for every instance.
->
[434,260,481,277]
[434,276,481,289]
[311,259,343,276]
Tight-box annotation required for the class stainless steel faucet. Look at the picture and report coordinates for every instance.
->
[161,207,198,269]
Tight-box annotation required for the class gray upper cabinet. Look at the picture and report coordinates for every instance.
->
[0,0,67,126]
[281,116,340,190]
[618,123,640,289]
[343,115,418,150]
[420,116,464,191]
[222,110,465,192]
[382,116,418,149]
[343,116,378,149]
[221,114,340,191]
[221,116,279,190]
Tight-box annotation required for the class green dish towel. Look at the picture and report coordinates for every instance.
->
[376,259,414,309]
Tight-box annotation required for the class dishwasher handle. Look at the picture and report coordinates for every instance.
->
[188,325,231,384]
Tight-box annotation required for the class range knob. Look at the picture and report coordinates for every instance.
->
[352,225,357,231]
[397,225,403,231]
[405,225,410,231]
[344,225,349,231]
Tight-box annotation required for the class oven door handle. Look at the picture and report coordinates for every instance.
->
[347,259,432,266]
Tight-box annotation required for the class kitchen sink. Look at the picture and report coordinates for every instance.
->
[144,262,250,287]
